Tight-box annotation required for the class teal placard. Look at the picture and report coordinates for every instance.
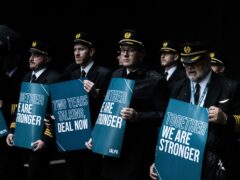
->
[50,79,91,151]
[154,98,208,180]
[92,78,135,157]
[14,82,49,149]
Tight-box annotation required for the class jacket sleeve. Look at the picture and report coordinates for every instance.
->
[227,114,240,132]
[9,103,18,133]
[134,77,170,126]
[41,114,55,144]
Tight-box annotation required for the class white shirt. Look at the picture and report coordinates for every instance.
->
[32,68,47,79]
[190,71,212,107]
[165,66,177,81]
[81,61,94,76]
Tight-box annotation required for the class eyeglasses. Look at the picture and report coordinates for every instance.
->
[120,47,137,55]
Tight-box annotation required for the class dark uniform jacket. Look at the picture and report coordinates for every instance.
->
[7,67,60,180]
[171,72,240,180]
[23,68,60,84]
[0,68,26,180]
[63,62,111,125]
[1,67,25,127]
[10,68,60,143]
[62,62,111,180]
[166,65,186,95]
[101,67,170,180]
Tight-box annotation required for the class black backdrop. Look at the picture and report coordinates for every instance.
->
[1,0,238,80]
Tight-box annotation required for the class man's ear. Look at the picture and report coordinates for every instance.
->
[90,47,96,57]
[174,54,179,61]
[220,66,225,73]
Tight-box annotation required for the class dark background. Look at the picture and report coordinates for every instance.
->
[1,0,239,80]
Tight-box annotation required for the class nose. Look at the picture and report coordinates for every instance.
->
[29,55,34,61]
[122,51,130,57]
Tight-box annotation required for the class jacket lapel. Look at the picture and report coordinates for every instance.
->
[176,79,191,103]
[71,68,81,79]
[87,63,98,82]
[204,73,221,108]
[35,69,49,83]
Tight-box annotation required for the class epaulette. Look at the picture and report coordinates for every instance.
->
[44,128,53,138]
[10,122,16,129]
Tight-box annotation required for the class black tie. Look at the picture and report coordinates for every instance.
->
[164,71,168,79]
[126,71,135,79]
[194,83,200,105]
[31,74,36,82]
[81,70,86,78]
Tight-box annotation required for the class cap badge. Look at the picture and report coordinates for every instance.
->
[183,46,191,54]
[163,42,168,47]
[32,41,37,47]
[210,53,215,58]
[124,32,131,39]
[76,33,81,39]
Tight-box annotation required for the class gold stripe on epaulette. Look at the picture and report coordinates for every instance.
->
[45,128,51,132]
[11,104,18,114]
[10,122,16,129]
[45,129,51,134]
[44,131,53,138]
[233,115,240,129]
[44,128,53,137]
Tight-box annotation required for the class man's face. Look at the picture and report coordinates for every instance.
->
[160,52,179,67]
[184,59,211,83]
[29,53,47,70]
[73,44,94,67]
[119,45,143,68]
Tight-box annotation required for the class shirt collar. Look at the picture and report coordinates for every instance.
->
[193,71,212,90]
[33,68,47,79]
[81,61,94,74]
[165,66,177,80]
[126,68,137,75]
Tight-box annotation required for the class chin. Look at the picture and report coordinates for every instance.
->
[188,76,197,82]
[123,62,131,66]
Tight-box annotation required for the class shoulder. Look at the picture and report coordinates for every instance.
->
[212,73,238,90]
[176,65,186,76]
[221,76,238,88]
[112,67,125,77]
[47,69,60,76]
[61,63,79,80]
[171,77,190,96]
[45,69,61,82]
[23,71,32,81]
[24,71,32,77]
[140,69,168,90]
[64,63,79,73]
[93,64,111,75]
[174,76,189,85]
[145,69,163,80]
